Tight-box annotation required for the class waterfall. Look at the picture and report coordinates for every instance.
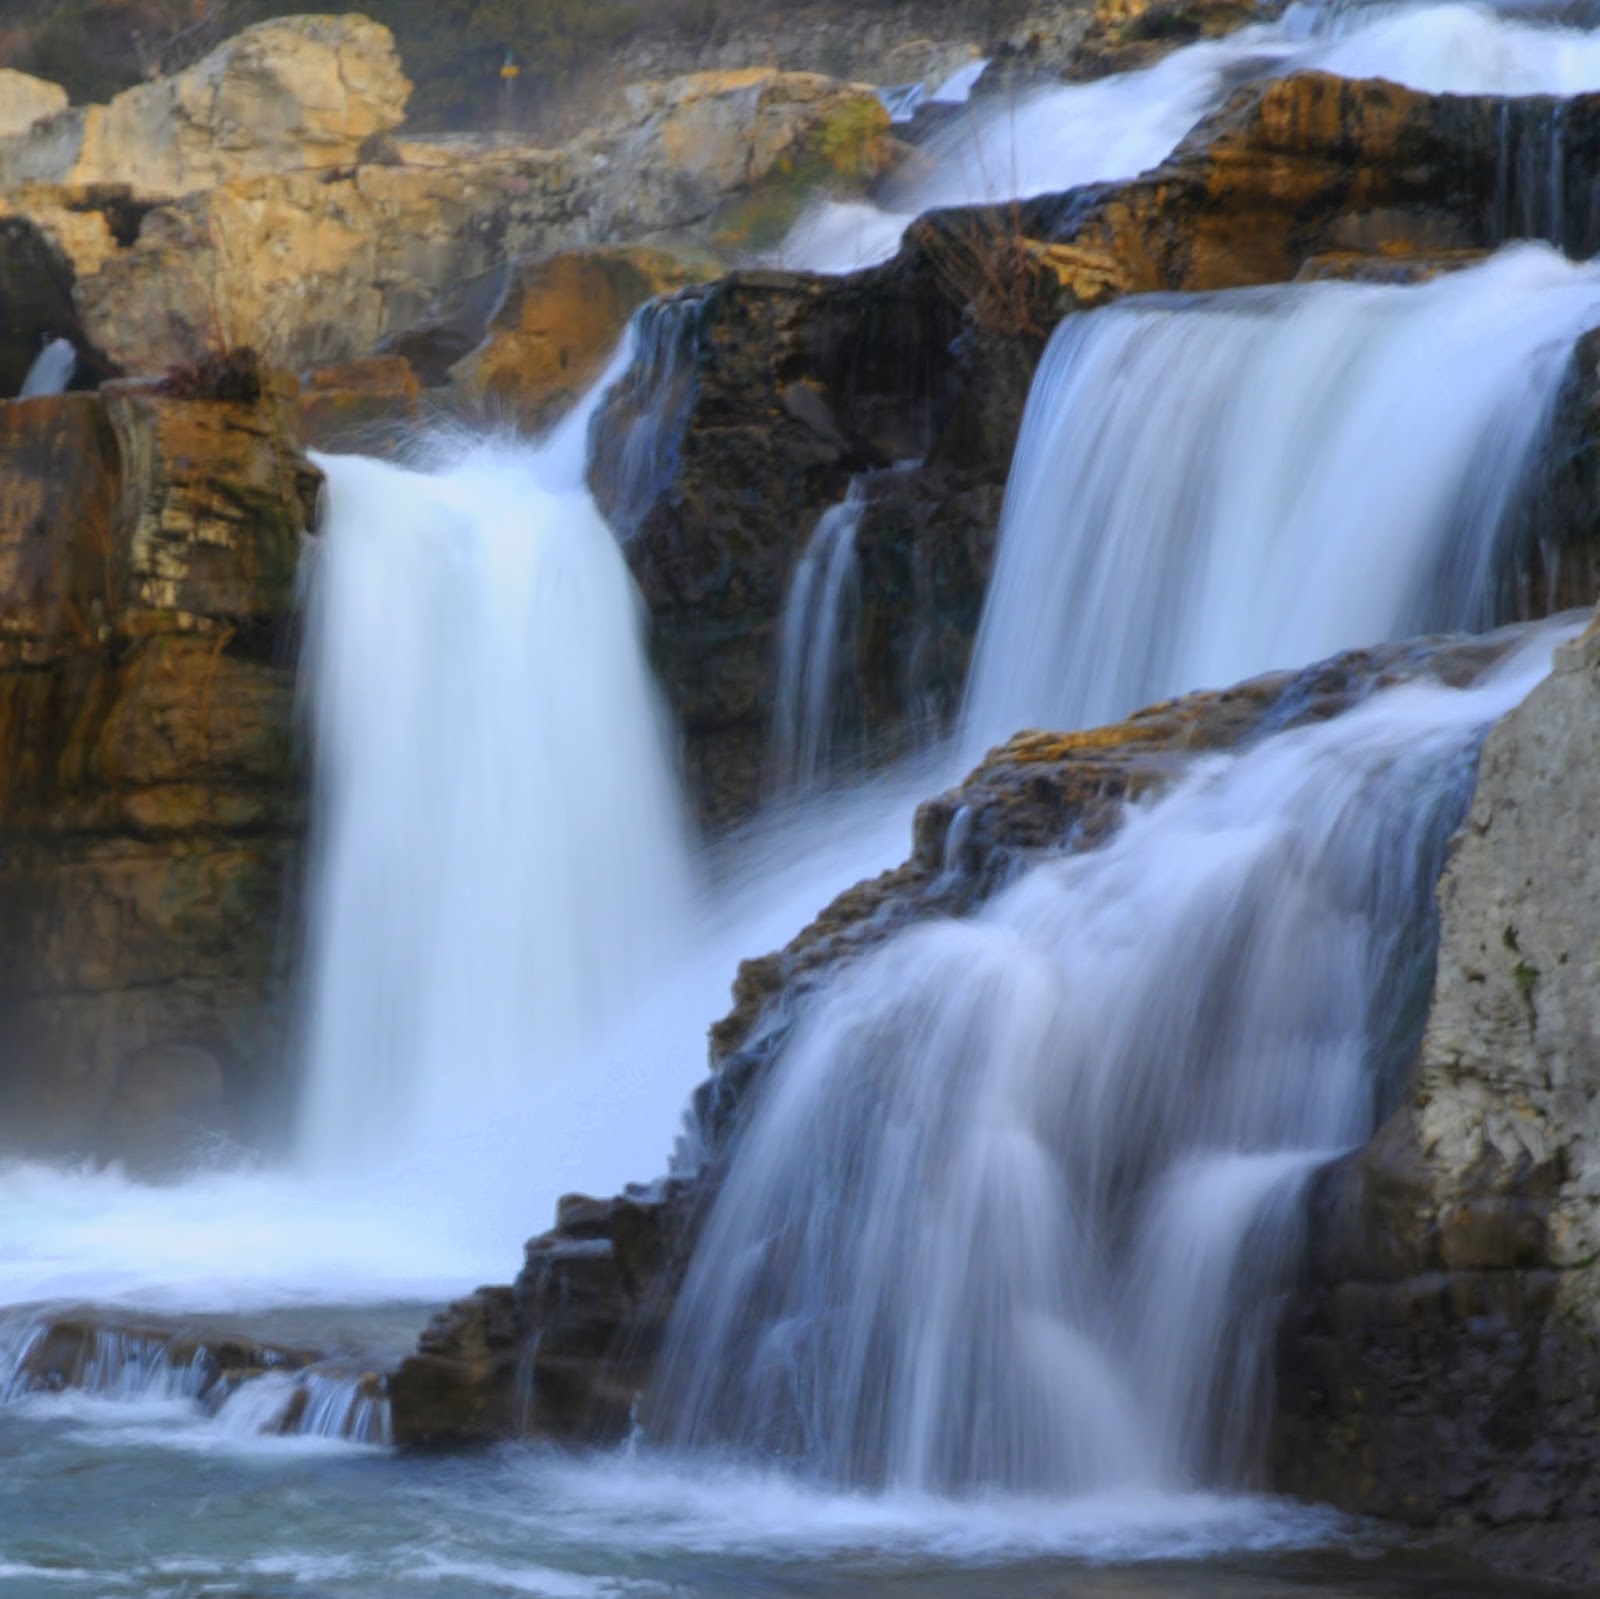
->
[770,486,864,796]
[780,0,1600,274]
[654,629,1566,1491]
[296,417,695,1180]
[963,245,1600,749]
[18,336,75,398]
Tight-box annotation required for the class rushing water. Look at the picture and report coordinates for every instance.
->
[963,244,1600,745]
[780,0,1600,273]
[656,632,1567,1491]
[16,337,75,399]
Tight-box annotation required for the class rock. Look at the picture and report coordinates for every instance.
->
[591,73,1600,825]
[389,627,1539,1447]
[449,246,717,432]
[0,60,894,379]
[998,0,1276,81]
[96,1041,227,1174]
[0,373,319,1162]
[1274,613,1600,1586]
[591,248,1033,825]
[391,1181,706,1446]
[1010,74,1600,299]
[0,17,411,202]
[298,354,422,452]
[0,70,68,140]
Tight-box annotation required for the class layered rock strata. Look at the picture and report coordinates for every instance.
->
[0,372,319,1167]
[1274,616,1600,1587]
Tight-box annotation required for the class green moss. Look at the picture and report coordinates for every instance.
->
[1513,960,1539,996]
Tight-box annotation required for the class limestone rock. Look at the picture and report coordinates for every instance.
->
[0,65,892,380]
[0,16,411,201]
[389,629,1537,1448]
[1274,613,1600,1585]
[0,71,68,140]
[0,374,319,1161]
[449,246,717,432]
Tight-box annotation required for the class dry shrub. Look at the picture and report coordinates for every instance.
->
[920,205,1054,341]
[156,344,263,402]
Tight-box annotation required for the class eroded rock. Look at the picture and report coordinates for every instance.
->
[0,374,319,1162]
[1274,616,1600,1586]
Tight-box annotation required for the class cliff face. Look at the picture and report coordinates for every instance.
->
[1275,618,1600,1585]
[0,373,319,1169]
[0,16,896,387]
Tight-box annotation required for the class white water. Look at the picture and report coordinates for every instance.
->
[963,244,1600,746]
[17,336,75,398]
[295,439,695,1180]
[657,628,1568,1490]
[781,0,1600,273]
[770,484,865,796]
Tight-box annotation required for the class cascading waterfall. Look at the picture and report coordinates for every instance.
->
[963,245,1600,747]
[655,630,1567,1491]
[770,485,865,796]
[781,0,1600,273]
[296,417,695,1179]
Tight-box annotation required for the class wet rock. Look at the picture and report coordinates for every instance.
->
[0,375,319,1162]
[297,354,423,454]
[391,1180,706,1447]
[1273,615,1600,1586]
[390,628,1538,1447]
[598,74,1600,825]
[448,245,718,432]
[591,247,1037,825]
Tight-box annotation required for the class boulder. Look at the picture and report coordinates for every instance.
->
[449,246,718,432]
[0,16,411,201]
[0,24,897,381]
[0,70,68,140]
[0,370,319,1161]
[1274,614,1600,1586]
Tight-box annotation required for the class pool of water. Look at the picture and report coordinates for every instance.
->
[0,1300,1555,1599]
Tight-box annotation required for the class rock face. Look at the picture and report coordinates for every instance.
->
[1274,616,1600,1586]
[388,628,1535,1447]
[0,24,896,385]
[592,248,1034,824]
[0,17,411,199]
[0,372,319,1167]
[0,70,68,139]
[447,246,718,432]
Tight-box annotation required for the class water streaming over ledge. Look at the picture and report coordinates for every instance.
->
[781,0,1600,273]
[17,336,75,398]
[770,485,865,797]
[654,629,1569,1491]
[296,428,695,1180]
[962,245,1600,750]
